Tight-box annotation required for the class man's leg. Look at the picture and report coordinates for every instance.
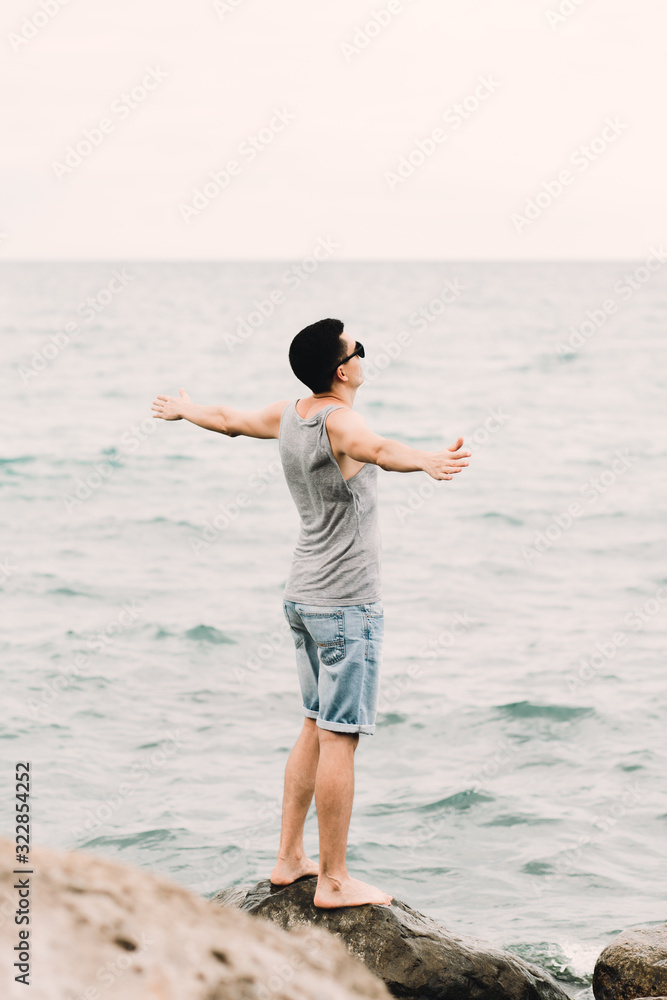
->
[313,728,392,908]
[270,717,320,885]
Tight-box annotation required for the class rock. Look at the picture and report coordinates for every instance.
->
[593,923,667,1000]
[214,883,253,910]
[0,839,390,1000]
[211,876,571,1000]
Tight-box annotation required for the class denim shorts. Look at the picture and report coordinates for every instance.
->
[283,599,384,736]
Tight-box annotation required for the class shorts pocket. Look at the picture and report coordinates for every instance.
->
[298,609,345,666]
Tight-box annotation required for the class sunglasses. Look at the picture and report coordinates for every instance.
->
[332,341,365,375]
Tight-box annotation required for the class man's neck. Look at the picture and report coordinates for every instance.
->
[311,385,357,408]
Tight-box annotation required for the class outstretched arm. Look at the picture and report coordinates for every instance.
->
[326,408,471,480]
[152,389,290,439]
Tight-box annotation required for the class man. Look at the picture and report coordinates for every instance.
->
[152,318,471,908]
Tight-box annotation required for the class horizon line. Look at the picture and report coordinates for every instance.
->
[0,257,656,265]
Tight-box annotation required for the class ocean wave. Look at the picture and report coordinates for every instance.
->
[496,702,594,722]
[183,625,237,644]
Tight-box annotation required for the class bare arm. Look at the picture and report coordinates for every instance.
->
[151,389,290,439]
[326,408,471,480]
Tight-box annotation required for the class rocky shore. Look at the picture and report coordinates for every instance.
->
[213,876,569,1000]
[2,838,665,1000]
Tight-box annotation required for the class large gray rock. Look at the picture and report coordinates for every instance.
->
[0,839,389,1000]
[593,923,667,1000]
[211,876,571,1000]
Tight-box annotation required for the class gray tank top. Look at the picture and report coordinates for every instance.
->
[279,400,382,605]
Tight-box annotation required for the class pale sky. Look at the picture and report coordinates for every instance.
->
[2,0,664,259]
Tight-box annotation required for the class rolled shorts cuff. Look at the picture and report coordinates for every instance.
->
[303,707,319,720]
[315,717,375,736]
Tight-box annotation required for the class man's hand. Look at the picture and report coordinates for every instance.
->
[152,388,191,421]
[421,437,471,480]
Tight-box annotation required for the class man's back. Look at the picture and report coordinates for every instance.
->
[279,399,382,606]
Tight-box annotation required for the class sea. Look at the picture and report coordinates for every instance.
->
[2,260,666,996]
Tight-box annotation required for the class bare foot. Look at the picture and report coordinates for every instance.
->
[270,855,319,886]
[313,874,392,908]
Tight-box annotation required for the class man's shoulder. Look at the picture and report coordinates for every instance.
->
[325,405,365,428]
[325,406,371,448]
[256,398,292,439]
[272,398,293,428]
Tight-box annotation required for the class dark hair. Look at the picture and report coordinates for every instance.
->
[289,318,347,394]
